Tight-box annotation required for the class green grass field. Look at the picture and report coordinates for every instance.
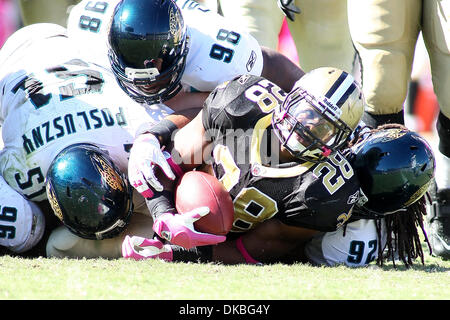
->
[1,245,448,301]
[1,128,448,309]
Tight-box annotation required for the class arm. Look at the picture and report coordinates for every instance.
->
[128,107,203,198]
[165,91,210,113]
[212,219,319,264]
[129,109,225,249]
[260,46,305,92]
[172,109,213,172]
[123,218,320,264]
[128,108,210,198]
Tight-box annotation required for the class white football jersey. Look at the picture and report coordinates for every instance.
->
[0,175,45,253]
[0,24,173,204]
[304,219,387,267]
[66,0,263,92]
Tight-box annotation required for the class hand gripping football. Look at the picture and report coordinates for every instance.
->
[175,171,234,236]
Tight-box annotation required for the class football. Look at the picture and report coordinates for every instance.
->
[175,171,234,236]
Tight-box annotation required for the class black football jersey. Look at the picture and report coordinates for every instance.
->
[202,75,361,233]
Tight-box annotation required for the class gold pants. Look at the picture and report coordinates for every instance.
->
[18,0,81,27]
[219,0,356,73]
[348,0,450,117]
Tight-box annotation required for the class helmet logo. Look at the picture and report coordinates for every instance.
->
[46,182,64,221]
[92,154,124,192]
[318,96,342,121]
[169,8,183,43]
[246,51,257,72]
[347,190,360,205]
[371,128,407,143]
[238,74,251,85]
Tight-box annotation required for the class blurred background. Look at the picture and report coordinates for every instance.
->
[0,0,21,47]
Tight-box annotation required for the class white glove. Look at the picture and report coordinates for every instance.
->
[128,133,176,198]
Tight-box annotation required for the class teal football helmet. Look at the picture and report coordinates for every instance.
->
[46,144,133,240]
[108,0,189,104]
[350,127,435,216]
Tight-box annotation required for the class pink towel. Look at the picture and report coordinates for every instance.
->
[277,18,299,65]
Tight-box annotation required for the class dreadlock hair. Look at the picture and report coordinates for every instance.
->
[345,123,432,268]
[377,195,431,268]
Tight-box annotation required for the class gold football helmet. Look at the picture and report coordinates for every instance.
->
[272,67,365,162]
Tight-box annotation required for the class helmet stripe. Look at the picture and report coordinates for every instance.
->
[335,82,356,107]
[325,72,356,107]
[324,72,347,98]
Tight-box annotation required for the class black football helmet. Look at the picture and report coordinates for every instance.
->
[108,0,189,105]
[350,127,435,216]
[45,144,133,240]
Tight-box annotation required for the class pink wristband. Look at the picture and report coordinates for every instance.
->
[236,236,261,265]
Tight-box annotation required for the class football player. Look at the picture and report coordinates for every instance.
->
[124,68,365,250]
[0,175,47,255]
[122,126,435,268]
[0,23,203,258]
[67,0,305,108]
[302,125,434,267]
[347,0,450,259]
[218,0,357,74]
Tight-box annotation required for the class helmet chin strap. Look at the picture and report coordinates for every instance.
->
[321,146,332,157]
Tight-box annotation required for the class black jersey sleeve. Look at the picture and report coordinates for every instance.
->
[202,74,277,133]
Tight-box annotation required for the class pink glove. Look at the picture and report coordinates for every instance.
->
[153,207,226,249]
[122,235,173,261]
[128,133,178,198]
